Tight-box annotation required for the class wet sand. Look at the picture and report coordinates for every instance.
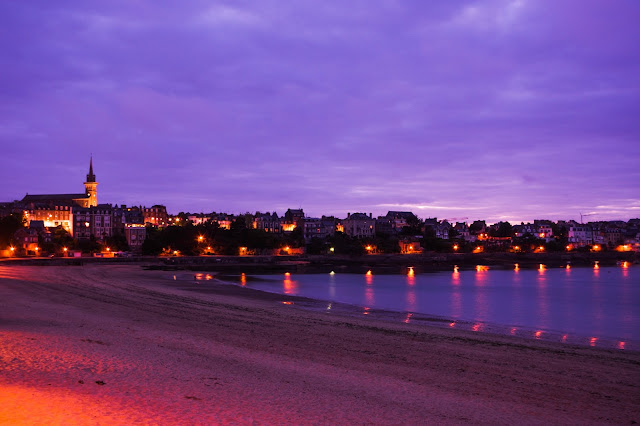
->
[1,264,639,424]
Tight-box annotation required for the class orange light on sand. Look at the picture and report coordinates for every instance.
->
[535,331,543,339]
[618,341,626,350]
[590,337,597,347]
[449,322,455,328]
[363,307,371,315]
[562,334,568,342]
[472,324,481,332]
[510,327,517,335]
[282,301,293,305]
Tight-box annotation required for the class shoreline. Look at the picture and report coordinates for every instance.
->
[2,250,637,274]
[1,264,639,423]
[188,271,639,352]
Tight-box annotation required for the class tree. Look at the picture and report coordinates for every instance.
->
[0,213,24,248]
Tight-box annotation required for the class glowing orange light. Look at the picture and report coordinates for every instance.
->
[10,247,15,252]
[566,245,572,251]
[449,322,455,328]
[173,250,178,255]
[473,246,483,253]
[513,245,520,251]
[63,247,67,252]
[562,334,568,342]
[365,245,372,251]
[510,327,517,335]
[240,273,246,286]
[618,341,626,350]
[453,265,459,273]
[282,301,293,305]
[472,324,481,332]
[539,264,546,271]
[404,313,413,324]
[453,244,459,251]
[590,337,597,347]
[535,330,542,339]
[566,264,571,270]
[366,270,372,276]
[476,265,489,272]
[285,272,291,277]
[35,247,39,251]
[622,261,629,268]
[106,247,110,251]
[363,307,370,315]
[407,267,415,277]
[594,261,599,269]
[514,263,519,271]
[198,235,204,242]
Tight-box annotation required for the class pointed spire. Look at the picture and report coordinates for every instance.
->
[86,156,96,182]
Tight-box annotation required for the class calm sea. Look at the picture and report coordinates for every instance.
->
[243,264,639,348]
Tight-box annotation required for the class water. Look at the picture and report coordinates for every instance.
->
[243,265,639,347]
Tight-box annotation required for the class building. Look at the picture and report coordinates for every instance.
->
[568,225,593,246]
[254,212,281,233]
[342,213,375,238]
[303,217,336,242]
[143,205,168,227]
[25,204,74,235]
[21,158,98,209]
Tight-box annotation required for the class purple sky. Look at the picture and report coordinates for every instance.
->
[1,1,639,223]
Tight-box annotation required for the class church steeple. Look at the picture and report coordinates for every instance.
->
[86,156,96,183]
[84,156,98,207]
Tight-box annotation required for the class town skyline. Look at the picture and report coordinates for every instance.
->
[1,2,639,223]
[2,157,638,225]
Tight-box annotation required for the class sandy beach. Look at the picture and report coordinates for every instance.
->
[1,264,639,424]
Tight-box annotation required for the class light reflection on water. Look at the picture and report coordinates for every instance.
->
[246,266,639,346]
